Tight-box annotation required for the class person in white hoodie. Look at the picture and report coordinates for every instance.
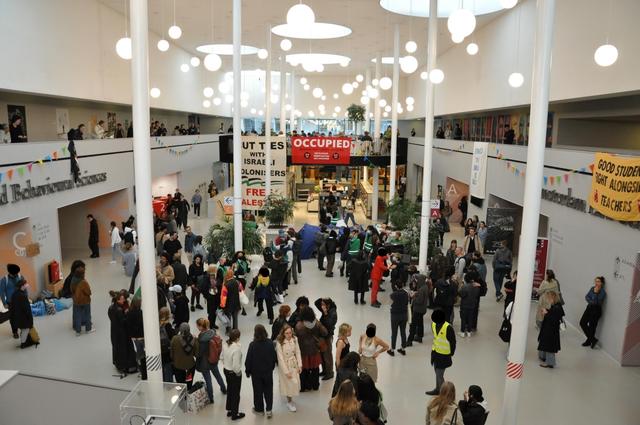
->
[94,120,106,139]
[222,329,245,420]
[109,221,122,264]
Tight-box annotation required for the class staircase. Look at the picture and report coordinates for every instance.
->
[296,187,310,201]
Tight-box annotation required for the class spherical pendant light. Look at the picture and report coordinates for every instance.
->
[202,99,211,108]
[379,77,392,90]
[340,59,349,67]
[116,37,132,60]
[406,96,415,105]
[168,25,182,40]
[429,69,445,84]
[224,94,234,103]
[302,61,316,72]
[400,56,418,74]
[378,99,387,108]
[218,81,230,94]
[333,93,339,99]
[149,87,161,98]
[213,97,222,106]
[384,105,391,112]
[257,49,268,60]
[321,95,327,101]
[316,64,325,72]
[355,74,364,82]
[452,33,465,44]
[203,87,214,98]
[332,112,338,118]
[371,78,379,87]
[447,9,476,38]
[352,81,359,88]
[594,44,618,67]
[157,39,170,52]
[303,84,310,91]
[342,83,354,95]
[287,4,315,26]
[299,77,308,85]
[312,87,323,98]
[180,64,190,72]
[258,110,264,116]
[250,108,257,114]
[190,57,201,67]
[407,104,414,112]
[204,53,222,71]
[280,39,292,51]
[360,96,369,105]
[420,71,429,80]
[308,110,315,117]
[334,106,341,113]
[466,43,479,55]
[508,72,524,88]
[500,0,518,9]
[367,87,379,99]
[241,100,248,108]
[405,40,417,53]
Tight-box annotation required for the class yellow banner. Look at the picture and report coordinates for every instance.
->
[590,153,640,221]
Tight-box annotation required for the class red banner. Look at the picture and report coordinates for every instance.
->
[291,136,351,165]
[533,237,549,291]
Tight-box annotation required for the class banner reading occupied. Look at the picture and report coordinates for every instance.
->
[590,152,640,221]
[291,136,351,165]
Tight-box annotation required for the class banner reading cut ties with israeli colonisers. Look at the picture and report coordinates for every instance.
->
[290,136,351,165]
[469,142,488,199]
[241,136,286,210]
[590,152,640,221]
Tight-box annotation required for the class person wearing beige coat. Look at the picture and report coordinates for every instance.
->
[276,324,303,412]
[536,270,560,328]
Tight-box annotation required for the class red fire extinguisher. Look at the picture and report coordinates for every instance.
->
[48,260,61,284]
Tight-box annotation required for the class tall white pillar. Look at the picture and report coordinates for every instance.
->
[129,0,161,381]
[232,0,243,251]
[417,0,438,273]
[289,70,296,132]
[363,69,371,183]
[372,55,382,222]
[501,1,556,424]
[280,60,287,134]
[264,29,272,196]
[389,24,400,201]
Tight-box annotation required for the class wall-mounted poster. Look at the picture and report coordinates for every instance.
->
[485,207,517,254]
[590,152,640,222]
[7,104,27,141]
[444,177,469,226]
[56,108,70,138]
[241,136,286,210]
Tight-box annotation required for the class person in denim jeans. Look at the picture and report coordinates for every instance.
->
[196,317,227,402]
[70,261,94,335]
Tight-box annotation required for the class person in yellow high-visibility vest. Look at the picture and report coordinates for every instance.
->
[426,309,457,396]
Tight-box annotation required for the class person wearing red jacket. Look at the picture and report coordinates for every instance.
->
[370,248,394,308]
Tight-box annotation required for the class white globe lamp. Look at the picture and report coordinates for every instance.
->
[407,104,414,112]
[379,77,392,90]
[452,33,465,44]
[218,81,230,94]
[168,25,182,40]
[405,40,417,53]
[203,87,214,98]
[466,43,479,55]
[371,78,379,87]
[406,96,415,105]
[180,64,190,72]
[280,39,292,51]
[355,74,364,82]
[302,61,316,72]
[303,84,310,91]
[257,49,268,60]
[224,94,234,103]
[333,93,339,99]
[342,83,354,95]
[202,99,211,108]
[447,9,476,38]
[384,105,392,113]
[204,53,222,71]
[367,87,379,99]
[594,44,618,67]
[312,88,323,98]
[213,97,222,106]
[149,87,161,98]
[420,71,429,80]
[340,59,349,67]
[250,108,257,114]
[116,37,132,60]
[400,56,418,74]
[360,96,369,105]
[508,72,524,87]
[334,106,341,113]
[157,39,170,52]
[190,57,200,67]
[351,81,359,88]
[429,69,445,84]
[300,77,308,85]
[500,0,518,9]
[287,4,315,26]
[378,99,387,108]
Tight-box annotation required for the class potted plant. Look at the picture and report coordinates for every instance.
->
[204,221,263,261]
[264,193,295,228]
[400,216,440,262]
[347,104,366,135]
[386,198,418,230]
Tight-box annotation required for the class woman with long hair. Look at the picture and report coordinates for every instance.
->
[188,254,205,312]
[245,324,277,418]
[125,297,146,379]
[580,276,606,349]
[170,322,199,389]
[332,351,360,397]
[195,317,227,403]
[271,304,291,340]
[222,329,245,420]
[108,290,136,375]
[158,306,175,382]
[537,291,565,368]
[328,380,360,425]
[335,323,352,370]
[357,374,387,423]
[426,381,459,425]
[276,324,303,412]
[535,269,560,329]
[294,306,328,391]
[358,324,389,383]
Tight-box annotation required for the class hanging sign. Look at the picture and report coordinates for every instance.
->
[430,200,441,218]
[222,196,233,215]
[533,238,549,291]
[589,152,640,222]
[290,136,351,165]
[241,136,286,210]
[469,142,488,199]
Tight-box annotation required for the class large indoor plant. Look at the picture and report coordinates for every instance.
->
[263,193,295,228]
[386,198,418,230]
[347,104,366,135]
[401,216,440,260]
[204,221,263,260]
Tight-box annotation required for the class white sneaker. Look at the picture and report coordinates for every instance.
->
[466,332,471,338]
[109,260,117,264]
[458,332,466,338]
[266,411,273,418]
[287,402,297,412]
[87,328,96,334]
[75,332,81,337]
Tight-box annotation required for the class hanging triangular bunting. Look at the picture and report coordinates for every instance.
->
[38,159,44,165]
[588,163,594,173]
[543,176,548,185]
[549,176,554,185]
[45,155,51,162]
[563,174,569,183]
[27,163,33,172]
[0,173,3,183]
[17,167,25,177]
[515,169,520,176]
[7,169,13,179]
[52,151,58,160]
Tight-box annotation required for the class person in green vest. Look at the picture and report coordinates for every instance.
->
[341,229,361,278]
[426,309,457,396]
[330,210,340,226]
[362,226,375,254]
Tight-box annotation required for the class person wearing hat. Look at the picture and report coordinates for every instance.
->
[458,384,488,425]
[1,264,22,338]
[170,285,189,327]
[426,309,456,396]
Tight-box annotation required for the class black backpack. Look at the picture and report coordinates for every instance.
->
[292,238,302,255]
[263,247,273,263]
[159,325,171,353]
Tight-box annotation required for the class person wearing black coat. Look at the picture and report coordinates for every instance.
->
[348,252,369,305]
[315,297,338,380]
[126,298,146,379]
[108,291,137,374]
[537,292,565,368]
[458,385,487,425]
[269,252,288,296]
[171,255,189,290]
[426,309,456,396]
[433,267,458,325]
[245,325,277,416]
[388,281,409,356]
[407,273,429,345]
[324,231,338,277]
[171,286,190,327]
[224,278,241,330]
[10,279,34,348]
[87,214,100,258]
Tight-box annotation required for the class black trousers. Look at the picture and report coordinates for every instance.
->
[205,295,218,327]
[353,291,365,303]
[296,254,302,273]
[390,316,407,350]
[257,298,274,321]
[193,203,200,216]
[471,298,480,331]
[251,374,273,412]
[300,367,320,391]
[460,308,474,333]
[190,287,201,306]
[224,369,242,414]
[325,254,336,275]
[408,311,425,342]
[580,304,602,343]
[317,251,326,269]
[173,365,196,390]
[89,239,99,257]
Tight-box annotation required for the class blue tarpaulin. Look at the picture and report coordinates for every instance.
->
[298,223,320,259]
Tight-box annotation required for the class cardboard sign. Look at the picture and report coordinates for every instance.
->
[590,152,640,221]
[291,136,351,165]
[25,242,40,257]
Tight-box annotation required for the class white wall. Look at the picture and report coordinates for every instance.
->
[404,0,640,119]
[406,138,638,363]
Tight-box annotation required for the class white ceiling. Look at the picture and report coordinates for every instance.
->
[101,0,504,76]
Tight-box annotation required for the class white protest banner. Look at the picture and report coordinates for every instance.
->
[470,142,488,199]
[241,136,286,210]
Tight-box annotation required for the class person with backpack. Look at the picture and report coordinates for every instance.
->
[433,267,458,325]
[171,322,199,389]
[315,226,328,270]
[196,317,227,403]
[158,306,175,382]
[407,273,429,346]
[252,267,274,324]
[459,274,481,338]
[324,230,338,277]
[245,324,278,418]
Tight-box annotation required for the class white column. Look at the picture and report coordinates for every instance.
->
[389,24,400,201]
[363,69,371,183]
[129,0,161,381]
[417,0,438,272]
[501,1,556,424]
[372,55,382,222]
[232,0,242,251]
[280,60,286,134]
[289,70,296,132]
[264,29,272,196]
